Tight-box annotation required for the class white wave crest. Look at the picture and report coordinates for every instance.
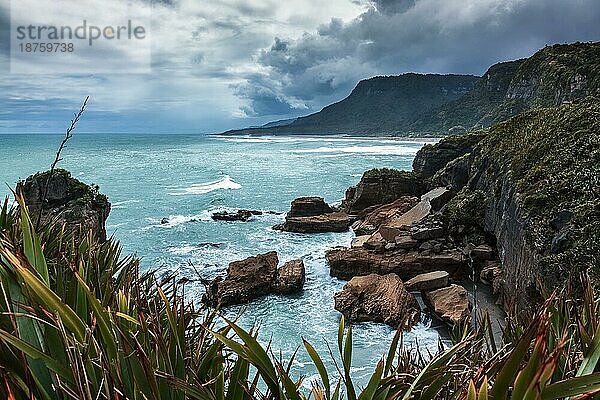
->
[288,145,420,156]
[169,176,242,196]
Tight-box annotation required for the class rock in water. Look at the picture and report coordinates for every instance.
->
[275,197,351,233]
[424,284,471,325]
[274,259,305,294]
[203,252,306,307]
[343,169,424,214]
[203,252,279,307]
[212,209,262,222]
[288,197,333,217]
[334,273,420,330]
[17,169,111,241]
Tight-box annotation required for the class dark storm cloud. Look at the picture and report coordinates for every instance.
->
[236,0,600,116]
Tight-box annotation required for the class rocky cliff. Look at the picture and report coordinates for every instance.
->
[414,97,600,311]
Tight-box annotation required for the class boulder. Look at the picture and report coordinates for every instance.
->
[274,259,306,294]
[212,210,262,222]
[344,169,424,214]
[288,197,333,217]
[326,247,466,281]
[405,271,450,292]
[411,226,445,241]
[395,234,419,249]
[203,253,307,307]
[275,212,351,233]
[203,252,279,307]
[352,196,419,235]
[334,274,420,330]
[17,169,111,241]
[424,284,471,325]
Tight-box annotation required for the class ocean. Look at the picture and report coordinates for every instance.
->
[0,133,442,387]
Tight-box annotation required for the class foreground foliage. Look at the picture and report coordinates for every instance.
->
[1,198,600,399]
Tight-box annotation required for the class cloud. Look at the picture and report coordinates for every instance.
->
[235,0,600,116]
[0,0,599,131]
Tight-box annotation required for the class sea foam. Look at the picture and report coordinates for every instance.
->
[169,175,242,196]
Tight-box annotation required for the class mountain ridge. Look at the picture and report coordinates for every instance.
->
[222,41,600,137]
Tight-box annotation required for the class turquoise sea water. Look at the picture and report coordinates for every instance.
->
[0,133,442,387]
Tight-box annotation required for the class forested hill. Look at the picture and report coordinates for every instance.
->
[222,41,600,137]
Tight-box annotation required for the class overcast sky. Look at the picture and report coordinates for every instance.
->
[0,0,599,134]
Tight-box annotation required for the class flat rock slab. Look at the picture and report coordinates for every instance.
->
[351,235,371,248]
[276,212,351,233]
[334,273,420,330]
[387,200,432,229]
[405,271,450,292]
[326,247,466,281]
[424,284,470,325]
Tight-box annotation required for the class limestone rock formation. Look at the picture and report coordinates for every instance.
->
[334,273,420,330]
[17,169,111,241]
[274,259,306,294]
[203,252,306,307]
[274,197,351,233]
[343,169,424,214]
[326,247,466,281]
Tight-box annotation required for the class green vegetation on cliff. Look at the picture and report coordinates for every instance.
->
[478,96,600,275]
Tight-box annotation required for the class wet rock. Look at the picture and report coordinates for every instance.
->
[203,252,279,307]
[334,273,420,330]
[274,259,306,294]
[431,153,471,191]
[405,271,450,292]
[160,217,170,224]
[550,210,574,231]
[212,209,262,222]
[203,253,307,307]
[344,169,425,214]
[17,169,111,241]
[275,212,351,233]
[551,228,573,254]
[326,247,466,281]
[288,197,333,217]
[352,196,419,235]
[424,284,471,325]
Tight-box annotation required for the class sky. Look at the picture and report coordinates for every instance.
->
[0,0,599,134]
